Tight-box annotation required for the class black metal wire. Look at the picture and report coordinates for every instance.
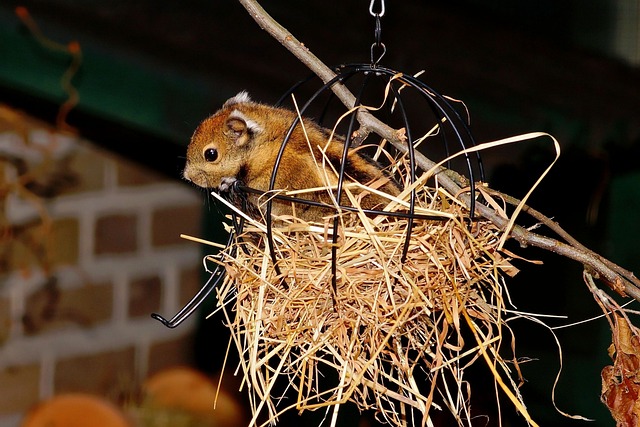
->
[264,70,357,285]
[154,63,485,328]
[237,186,449,220]
[263,63,484,311]
[151,231,234,328]
[388,83,416,263]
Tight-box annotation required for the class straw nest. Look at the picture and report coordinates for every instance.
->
[209,156,524,427]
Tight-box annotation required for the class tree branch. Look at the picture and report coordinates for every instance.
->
[237,0,640,303]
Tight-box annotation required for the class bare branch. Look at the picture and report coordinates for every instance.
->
[237,0,468,186]
[236,0,640,303]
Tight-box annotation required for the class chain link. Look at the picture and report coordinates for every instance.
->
[369,0,385,17]
[369,0,386,65]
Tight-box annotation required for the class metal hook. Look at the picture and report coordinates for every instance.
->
[152,231,235,328]
[373,13,382,46]
[370,42,386,66]
[151,264,226,328]
[369,0,385,17]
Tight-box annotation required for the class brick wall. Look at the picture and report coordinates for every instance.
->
[0,104,206,425]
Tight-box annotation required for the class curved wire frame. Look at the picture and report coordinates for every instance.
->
[153,63,484,328]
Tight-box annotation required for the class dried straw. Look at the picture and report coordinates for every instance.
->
[208,154,530,427]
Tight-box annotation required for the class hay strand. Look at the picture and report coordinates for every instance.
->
[204,151,536,426]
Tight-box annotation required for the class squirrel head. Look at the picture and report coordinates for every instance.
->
[183,92,265,189]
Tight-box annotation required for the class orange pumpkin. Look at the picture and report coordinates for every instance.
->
[143,366,244,427]
[21,393,130,427]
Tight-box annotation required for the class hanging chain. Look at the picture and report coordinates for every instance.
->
[369,0,386,66]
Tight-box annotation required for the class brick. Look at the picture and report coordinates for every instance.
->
[128,275,161,319]
[54,347,136,396]
[23,280,114,335]
[58,282,114,326]
[179,266,203,308]
[117,156,168,187]
[0,364,40,415]
[0,159,7,179]
[151,204,201,247]
[147,333,195,377]
[0,245,12,275]
[49,217,79,267]
[0,297,10,346]
[60,283,113,327]
[66,143,106,194]
[95,214,137,255]
[0,104,45,133]
[0,128,79,199]
[1,222,46,273]
[22,278,59,335]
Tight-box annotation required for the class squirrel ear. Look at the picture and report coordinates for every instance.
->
[223,91,252,108]
[225,110,262,146]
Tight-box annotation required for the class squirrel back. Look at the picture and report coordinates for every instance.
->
[184,92,400,221]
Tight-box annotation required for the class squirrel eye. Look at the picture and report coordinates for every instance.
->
[203,148,218,162]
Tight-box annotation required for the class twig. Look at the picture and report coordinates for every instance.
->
[483,188,640,301]
[235,0,640,303]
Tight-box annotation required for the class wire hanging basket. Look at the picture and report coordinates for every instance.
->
[152,60,532,426]
[153,62,486,329]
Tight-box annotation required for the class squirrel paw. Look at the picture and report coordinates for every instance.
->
[219,177,238,193]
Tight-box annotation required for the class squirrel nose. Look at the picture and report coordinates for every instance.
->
[182,165,193,182]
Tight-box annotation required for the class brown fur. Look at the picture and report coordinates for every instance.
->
[183,92,400,221]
